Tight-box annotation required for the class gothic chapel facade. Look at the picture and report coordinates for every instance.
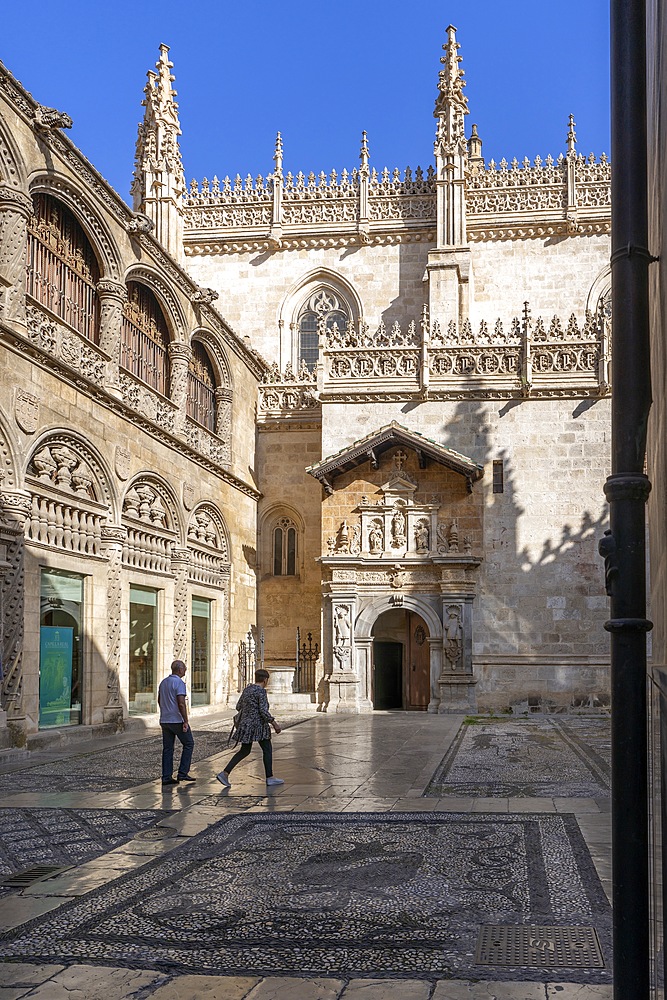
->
[0,28,611,745]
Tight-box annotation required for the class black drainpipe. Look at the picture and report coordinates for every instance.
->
[603,0,654,995]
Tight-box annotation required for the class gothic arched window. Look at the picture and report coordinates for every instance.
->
[121,281,170,396]
[297,289,350,370]
[26,193,100,343]
[273,516,297,576]
[187,341,217,431]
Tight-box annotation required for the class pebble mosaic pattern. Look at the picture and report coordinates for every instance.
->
[425,717,611,798]
[0,716,312,794]
[0,811,611,983]
[0,809,171,891]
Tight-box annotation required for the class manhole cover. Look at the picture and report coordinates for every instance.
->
[1,865,72,888]
[475,925,605,968]
[133,826,179,841]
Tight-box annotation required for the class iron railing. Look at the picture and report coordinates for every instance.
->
[295,628,319,693]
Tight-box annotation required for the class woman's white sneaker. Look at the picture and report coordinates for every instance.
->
[216,772,231,787]
[266,777,284,786]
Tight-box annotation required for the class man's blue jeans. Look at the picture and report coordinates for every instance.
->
[161,722,194,780]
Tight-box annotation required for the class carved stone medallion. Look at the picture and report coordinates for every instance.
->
[114,446,131,481]
[14,390,39,434]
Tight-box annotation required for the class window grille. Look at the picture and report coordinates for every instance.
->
[26,193,100,343]
[297,289,350,369]
[121,282,170,396]
[187,342,217,431]
[273,517,297,576]
[493,459,504,494]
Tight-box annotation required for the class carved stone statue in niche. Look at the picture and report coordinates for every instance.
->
[334,606,351,644]
[444,605,463,669]
[391,508,406,547]
[415,519,429,553]
[369,519,384,554]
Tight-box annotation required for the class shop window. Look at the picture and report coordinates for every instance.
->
[121,282,170,396]
[273,517,297,576]
[39,569,84,729]
[129,585,159,714]
[191,597,212,706]
[297,289,350,370]
[26,193,100,343]
[187,342,217,432]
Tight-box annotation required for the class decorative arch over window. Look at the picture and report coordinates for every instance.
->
[26,193,101,343]
[187,341,217,431]
[121,282,170,396]
[273,516,298,576]
[297,289,350,370]
[187,502,230,588]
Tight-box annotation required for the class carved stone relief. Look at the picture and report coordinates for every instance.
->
[183,482,196,511]
[114,446,131,482]
[443,604,463,670]
[101,526,125,710]
[14,390,39,434]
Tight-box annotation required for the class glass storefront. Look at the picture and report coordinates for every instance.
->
[191,597,211,706]
[129,586,158,714]
[39,569,84,729]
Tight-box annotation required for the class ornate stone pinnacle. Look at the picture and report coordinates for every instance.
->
[360,131,370,169]
[273,132,283,178]
[567,114,577,155]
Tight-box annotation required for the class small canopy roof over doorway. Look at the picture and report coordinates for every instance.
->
[306,421,484,494]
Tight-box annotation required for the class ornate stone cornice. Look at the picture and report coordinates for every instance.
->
[96,278,128,300]
[0,186,32,216]
[100,525,128,544]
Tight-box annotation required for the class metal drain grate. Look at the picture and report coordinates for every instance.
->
[133,825,178,841]
[0,865,72,888]
[475,924,605,968]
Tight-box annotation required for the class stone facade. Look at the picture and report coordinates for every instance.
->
[0,26,614,741]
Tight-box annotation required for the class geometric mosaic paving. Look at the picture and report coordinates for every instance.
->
[0,809,171,893]
[425,717,611,798]
[0,811,611,983]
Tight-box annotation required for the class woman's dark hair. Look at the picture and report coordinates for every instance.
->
[255,669,270,683]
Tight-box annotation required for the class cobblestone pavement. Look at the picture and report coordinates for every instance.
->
[425,718,610,798]
[0,713,612,999]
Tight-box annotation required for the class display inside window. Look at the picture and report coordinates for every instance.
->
[191,597,212,706]
[39,569,84,729]
[129,586,158,714]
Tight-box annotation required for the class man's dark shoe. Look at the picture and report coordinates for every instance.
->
[177,774,197,782]
[161,777,178,785]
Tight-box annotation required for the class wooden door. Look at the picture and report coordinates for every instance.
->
[407,612,430,710]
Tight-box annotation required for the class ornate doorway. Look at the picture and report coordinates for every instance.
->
[371,609,430,711]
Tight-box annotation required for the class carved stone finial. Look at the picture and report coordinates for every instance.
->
[468,123,484,166]
[191,286,219,305]
[33,105,73,132]
[360,130,370,171]
[274,132,284,176]
[567,114,577,155]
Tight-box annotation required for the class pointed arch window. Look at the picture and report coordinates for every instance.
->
[187,342,217,431]
[297,289,349,370]
[121,282,170,396]
[26,193,100,343]
[273,517,297,576]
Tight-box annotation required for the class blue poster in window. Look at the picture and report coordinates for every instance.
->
[39,626,73,726]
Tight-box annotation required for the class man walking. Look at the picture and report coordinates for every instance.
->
[158,659,195,786]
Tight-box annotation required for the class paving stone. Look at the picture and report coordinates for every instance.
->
[0,895,71,931]
[246,977,345,999]
[432,984,547,998]
[545,986,612,998]
[13,965,166,998]
[342,978,430,998]
[151,974,261,998]
[0,964,63,987]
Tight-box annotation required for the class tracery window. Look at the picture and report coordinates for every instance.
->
[187,341,217,431]
[26,193,100,343]
[297,289,350,370]
[121,282,170,396]
[273,517,297,576]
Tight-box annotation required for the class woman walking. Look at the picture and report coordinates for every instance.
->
[217,669,283,787]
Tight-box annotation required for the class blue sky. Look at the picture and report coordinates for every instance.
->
[2,1,610,204]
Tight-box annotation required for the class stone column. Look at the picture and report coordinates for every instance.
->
[97,279,127,400]
[0,187,32,328]
[0,489,32,745]
[171,548,190,662]
[214,386,233,447]
[168,343,192,436]
[100,525,126,724]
